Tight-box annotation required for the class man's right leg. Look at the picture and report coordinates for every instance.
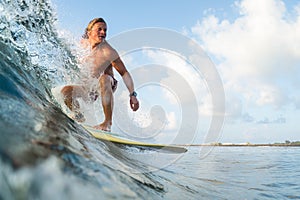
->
[61,85,86,122]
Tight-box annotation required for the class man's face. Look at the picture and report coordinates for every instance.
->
[88,22,107,44]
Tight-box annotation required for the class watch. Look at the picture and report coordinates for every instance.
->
[129,91,137,97]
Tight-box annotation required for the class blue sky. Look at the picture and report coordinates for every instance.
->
[52,0,241,39]
[51,0,300,144]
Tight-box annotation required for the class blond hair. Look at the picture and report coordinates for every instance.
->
[82,18,106,39]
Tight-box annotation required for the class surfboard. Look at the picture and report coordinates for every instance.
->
[83,125,187,153]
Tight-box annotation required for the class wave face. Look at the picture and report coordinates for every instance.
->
[0,0,168,199]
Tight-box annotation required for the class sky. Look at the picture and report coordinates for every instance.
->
[51,0,300,144]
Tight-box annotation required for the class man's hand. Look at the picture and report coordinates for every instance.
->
[130,96,139,111]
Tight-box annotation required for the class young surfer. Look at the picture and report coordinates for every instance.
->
[61,18,139,131]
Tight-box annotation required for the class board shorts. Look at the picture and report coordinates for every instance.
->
[88,75,118,101]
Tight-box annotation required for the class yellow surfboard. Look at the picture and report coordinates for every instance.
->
[83,125,187,153]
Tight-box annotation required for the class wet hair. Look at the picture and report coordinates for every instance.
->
[82,17,106,39]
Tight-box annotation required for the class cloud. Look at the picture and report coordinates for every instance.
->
[143,49,213,112]
[242,113,255,123]
[255,84,288,107]
[256,116,286,124]
[293,96,300,109]
[191,0,300,114]
[165,112,178,131]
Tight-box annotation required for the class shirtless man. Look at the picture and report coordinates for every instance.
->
[61,18,139,131]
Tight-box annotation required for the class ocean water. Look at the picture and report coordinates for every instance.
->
[1,0,300,199]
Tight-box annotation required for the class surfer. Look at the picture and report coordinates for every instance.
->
[61,18,139,131]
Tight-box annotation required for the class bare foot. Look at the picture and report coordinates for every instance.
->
[93,122,111,132]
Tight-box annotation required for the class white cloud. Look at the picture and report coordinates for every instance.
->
[165,112,178,131]
[255,84,287,107]
[192,0,300,113]
[162,89,178,105]
[143,50,217,119]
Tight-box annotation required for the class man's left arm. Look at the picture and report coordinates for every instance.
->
[112,57,139,111]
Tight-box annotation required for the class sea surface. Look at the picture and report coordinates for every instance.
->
[1,0,300,199]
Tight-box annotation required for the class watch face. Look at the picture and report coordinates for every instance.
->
[131,91,137,97]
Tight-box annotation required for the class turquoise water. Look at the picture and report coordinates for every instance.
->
[163,147,300,199]
[1,145,300,199]
[1,0,300,199]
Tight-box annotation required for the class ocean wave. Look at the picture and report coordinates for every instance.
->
[0,1,168,199]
